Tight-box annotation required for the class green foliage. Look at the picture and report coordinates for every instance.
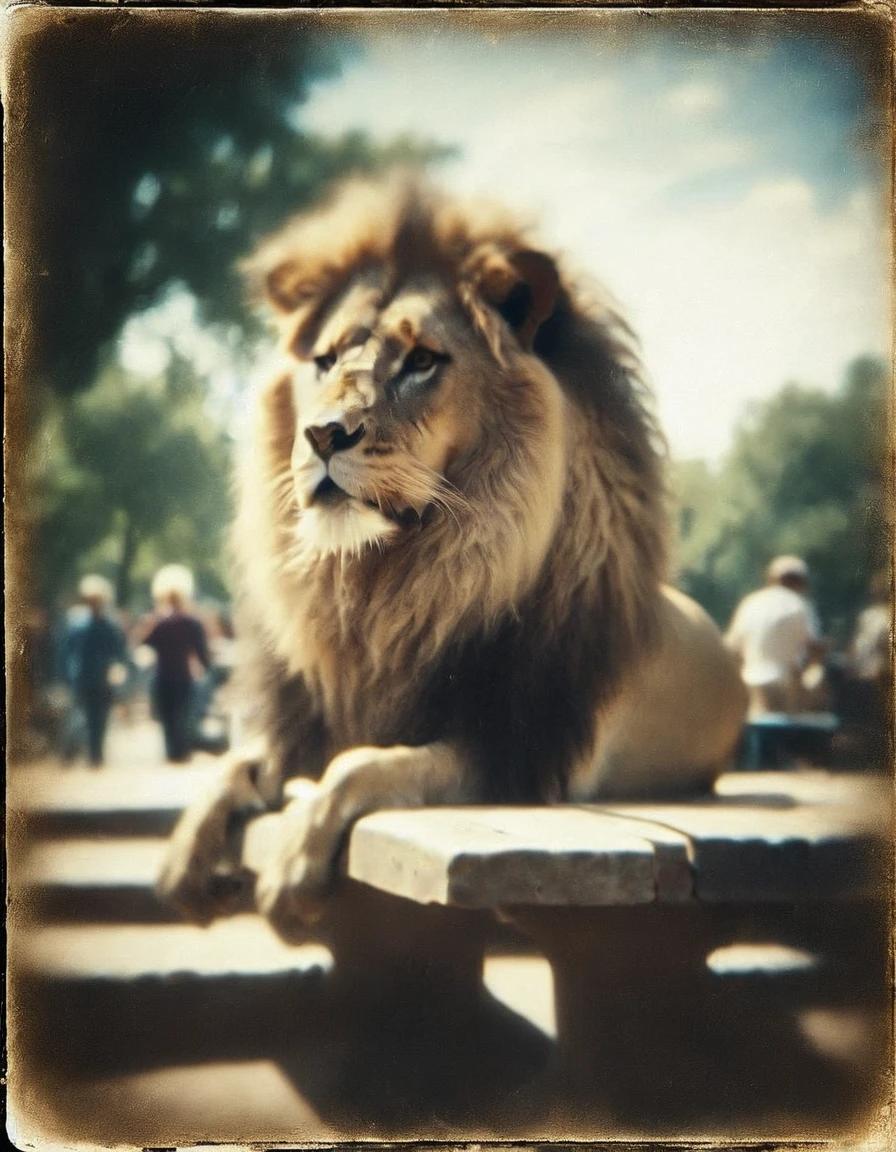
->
[32,359,233,609]
[125,127,454,351]
[19,13,454,396]
[20,12,453,611]
[672,356,890,643]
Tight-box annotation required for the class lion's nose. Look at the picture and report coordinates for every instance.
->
[304,421,366,461]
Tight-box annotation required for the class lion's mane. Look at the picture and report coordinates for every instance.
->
[234,175,668,803]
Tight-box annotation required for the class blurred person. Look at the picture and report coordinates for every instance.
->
[139,564,211,763]
[838,571,892,766]
[55,598,91,760]
[725,555,824,718]
[850,571,891,686]
[61,575,129,766]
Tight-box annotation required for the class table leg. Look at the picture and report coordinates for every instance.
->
[285,879,553,1130]
[508,903,878,1133]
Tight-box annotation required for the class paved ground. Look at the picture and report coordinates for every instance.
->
[37,701,218,773]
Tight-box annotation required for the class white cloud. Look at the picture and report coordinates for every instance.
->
[742,176,815,212]
[612,182,891,460]
[665,81,726,117]
[678,135,753,177]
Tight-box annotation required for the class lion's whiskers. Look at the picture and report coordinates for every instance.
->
[370,458,472,531]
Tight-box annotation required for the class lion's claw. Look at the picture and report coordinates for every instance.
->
[156,846,237,924]
[256,875,327,941]
[254,790,342,939]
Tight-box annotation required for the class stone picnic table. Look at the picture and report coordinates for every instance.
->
[243,768,891,1104]
[8,763,892,1142]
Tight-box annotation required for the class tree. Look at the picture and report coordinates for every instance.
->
[6,8,454,757]
[31,357,233,610]
[10,7,452,607]
[7,8,453,397]
[672,356,890,642]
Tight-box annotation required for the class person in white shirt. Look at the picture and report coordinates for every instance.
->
[725,555,823,718]
[850,572,891,684]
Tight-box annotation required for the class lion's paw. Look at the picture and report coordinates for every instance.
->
[156,815,238,925]
[254,792,335,939]
[156,743,269,924]
[253,744,434,940]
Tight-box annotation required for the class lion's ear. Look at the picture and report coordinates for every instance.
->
[264,259,317,314]
[480,250,560,350]
[252,257,335,354]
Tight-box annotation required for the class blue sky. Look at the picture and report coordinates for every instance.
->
[292,15,890,461]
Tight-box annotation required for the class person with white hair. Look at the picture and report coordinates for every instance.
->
[62,574,129,765]
[141,565,211,763]
[724,555,824,718]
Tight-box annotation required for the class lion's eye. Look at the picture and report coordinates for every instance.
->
[404,347,438,374]
[313,351,337,374]
[393,346,448,402]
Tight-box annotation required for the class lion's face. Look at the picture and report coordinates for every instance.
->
[242,177,575,570]
[279,266,546,559]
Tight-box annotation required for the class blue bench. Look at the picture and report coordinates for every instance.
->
[738,712,841,769]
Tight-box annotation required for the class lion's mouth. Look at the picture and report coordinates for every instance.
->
[311,475,420,529]
[312,475,350,506]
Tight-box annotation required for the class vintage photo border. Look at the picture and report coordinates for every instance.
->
[3,2,894,1149]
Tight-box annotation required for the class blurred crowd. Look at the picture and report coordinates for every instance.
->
[20,555,892,773]
[25,565,236,768]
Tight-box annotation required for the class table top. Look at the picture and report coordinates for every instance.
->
[243,770,892,908]
[746,712,840,732]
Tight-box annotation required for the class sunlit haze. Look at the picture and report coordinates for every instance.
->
[298,17,890,462]
[121,15,891,463]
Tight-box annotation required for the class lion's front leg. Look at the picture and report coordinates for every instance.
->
[156,735,279,923]
[255,741,472,939]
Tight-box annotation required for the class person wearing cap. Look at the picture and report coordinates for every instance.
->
[139,565,211,763]
[724,556,824,717]
[62,574,129,766]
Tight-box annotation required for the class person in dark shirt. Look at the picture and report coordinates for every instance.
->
[142,565,211,763]
[63,575,129,766]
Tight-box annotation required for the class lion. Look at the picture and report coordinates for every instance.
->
[157,173,747,936]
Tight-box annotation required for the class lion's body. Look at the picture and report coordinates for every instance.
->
[159,175,746,928]
[582,586,747,799]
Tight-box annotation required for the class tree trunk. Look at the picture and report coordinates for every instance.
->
[116,516,138,608]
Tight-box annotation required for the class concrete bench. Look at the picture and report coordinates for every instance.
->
[737,712,841,769]
[8,766,892,1142]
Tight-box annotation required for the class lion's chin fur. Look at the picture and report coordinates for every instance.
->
[294,500,399,560]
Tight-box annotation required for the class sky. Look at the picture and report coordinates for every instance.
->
[292,15,891,462]
[118,13,890,464]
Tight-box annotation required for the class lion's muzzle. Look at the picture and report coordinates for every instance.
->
[305,420,367,461]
